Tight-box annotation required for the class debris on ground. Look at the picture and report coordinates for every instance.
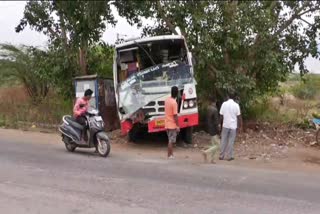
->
[108,129,127,144]
[106,122,318,162]
[193,122,317,161]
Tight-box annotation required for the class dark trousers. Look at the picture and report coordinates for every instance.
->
[75,116,86,126]
[75,116,87,141]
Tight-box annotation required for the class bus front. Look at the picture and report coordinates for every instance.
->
[113,35,198,143]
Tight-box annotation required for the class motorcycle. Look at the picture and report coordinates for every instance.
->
[58,109,111,157]
[313,118,320,144]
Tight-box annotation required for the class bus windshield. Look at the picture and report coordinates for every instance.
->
[120,61,193,91]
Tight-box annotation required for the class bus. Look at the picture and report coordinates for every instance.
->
[113,35,198,143]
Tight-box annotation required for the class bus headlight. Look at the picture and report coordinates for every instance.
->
[183,101,189,109]
[182,99,197,109]
[189,100,195,108]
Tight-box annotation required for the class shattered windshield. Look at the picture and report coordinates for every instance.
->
[118,61,194,117]
[121,61,193,90]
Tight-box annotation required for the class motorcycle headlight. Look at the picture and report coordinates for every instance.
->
[183,101,189,109]
[189,100,195,108]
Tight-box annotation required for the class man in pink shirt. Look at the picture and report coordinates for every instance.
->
[73,89,93,123]
[73,89,93,141]
[165,86,180,159]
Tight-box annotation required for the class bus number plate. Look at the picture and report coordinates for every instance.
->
[155,120,165,127]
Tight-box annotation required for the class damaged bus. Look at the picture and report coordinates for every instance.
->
[113,35,198,143]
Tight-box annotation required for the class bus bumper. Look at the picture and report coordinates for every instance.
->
[148,113,199,133]
[121,113,199,135]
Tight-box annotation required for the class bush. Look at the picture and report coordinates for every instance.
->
[292,84,317,99]
[0,116,5,127]
[291,74,320,100]
[243,94,271,120]
[244,95,313,126]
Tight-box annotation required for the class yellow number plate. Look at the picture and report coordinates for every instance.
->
[155,120,165,127]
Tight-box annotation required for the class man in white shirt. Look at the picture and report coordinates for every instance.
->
[219,90,242,161]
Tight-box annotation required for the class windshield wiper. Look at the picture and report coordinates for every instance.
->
[133,41,156,66]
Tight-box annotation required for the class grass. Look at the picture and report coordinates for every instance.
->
[288,74,320,100]
[246,99,312,128]
[246,74,320,128]
[0,68,20,88]
[0,86,72,128]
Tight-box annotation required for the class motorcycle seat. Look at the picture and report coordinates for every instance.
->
[64,116,85,130]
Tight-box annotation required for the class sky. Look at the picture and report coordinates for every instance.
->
[0,1,319,73]
[0,1,146,46]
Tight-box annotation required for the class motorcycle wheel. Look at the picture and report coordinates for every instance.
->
[97,135,111,157]
[63,136,76,152]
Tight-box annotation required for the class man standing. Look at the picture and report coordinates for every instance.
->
[219,90,242,161]
[202,97,220,164]
[165,86,180,159]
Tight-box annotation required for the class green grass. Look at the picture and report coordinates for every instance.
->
[0,68,20,88]
[290,74,320,100]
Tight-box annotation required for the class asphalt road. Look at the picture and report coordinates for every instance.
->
[1,129,320,214]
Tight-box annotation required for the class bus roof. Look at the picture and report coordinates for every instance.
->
[115,35,185,49]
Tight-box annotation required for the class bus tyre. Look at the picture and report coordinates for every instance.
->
[128,128,138,143]
[183,127,193,144]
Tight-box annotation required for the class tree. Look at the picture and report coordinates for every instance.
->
[16,0,116,75]
[87,42,114,78]
[0,44,50,103]
[114,0,320,113]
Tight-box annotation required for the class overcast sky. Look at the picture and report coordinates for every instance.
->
[0,1,319,73]
[0,1,145,46]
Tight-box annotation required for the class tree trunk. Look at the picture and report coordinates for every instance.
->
[79,47,88,75]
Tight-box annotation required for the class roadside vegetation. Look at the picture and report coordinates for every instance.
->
[197,73,320,131]
[1,1,320,132]
[245,74,320,128]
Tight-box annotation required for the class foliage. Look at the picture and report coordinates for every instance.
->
[16,0,116,75]
[44,45,79,98]
[291,74,320,100]
[114,0,320,108]
[87,42,114,78]
[246,97,304,126]
[244,96,271,120]
[0,44,51,103]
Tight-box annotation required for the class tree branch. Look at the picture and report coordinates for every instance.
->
[208,64,219,75]
[273,2,319,37]
[269,0,278,11]
[47,27,59,39]
[155,0,179,35]
[249,2,320,63]
[299,17,312,26]
[297,6,320,17]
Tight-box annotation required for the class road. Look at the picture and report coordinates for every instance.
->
[1,129,320,214]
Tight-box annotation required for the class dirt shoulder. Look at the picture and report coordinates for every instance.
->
[2,126,319,174]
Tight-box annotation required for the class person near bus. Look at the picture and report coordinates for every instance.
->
[219,90,242,161]
[202,96,220,163]
[165,86,180,159]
